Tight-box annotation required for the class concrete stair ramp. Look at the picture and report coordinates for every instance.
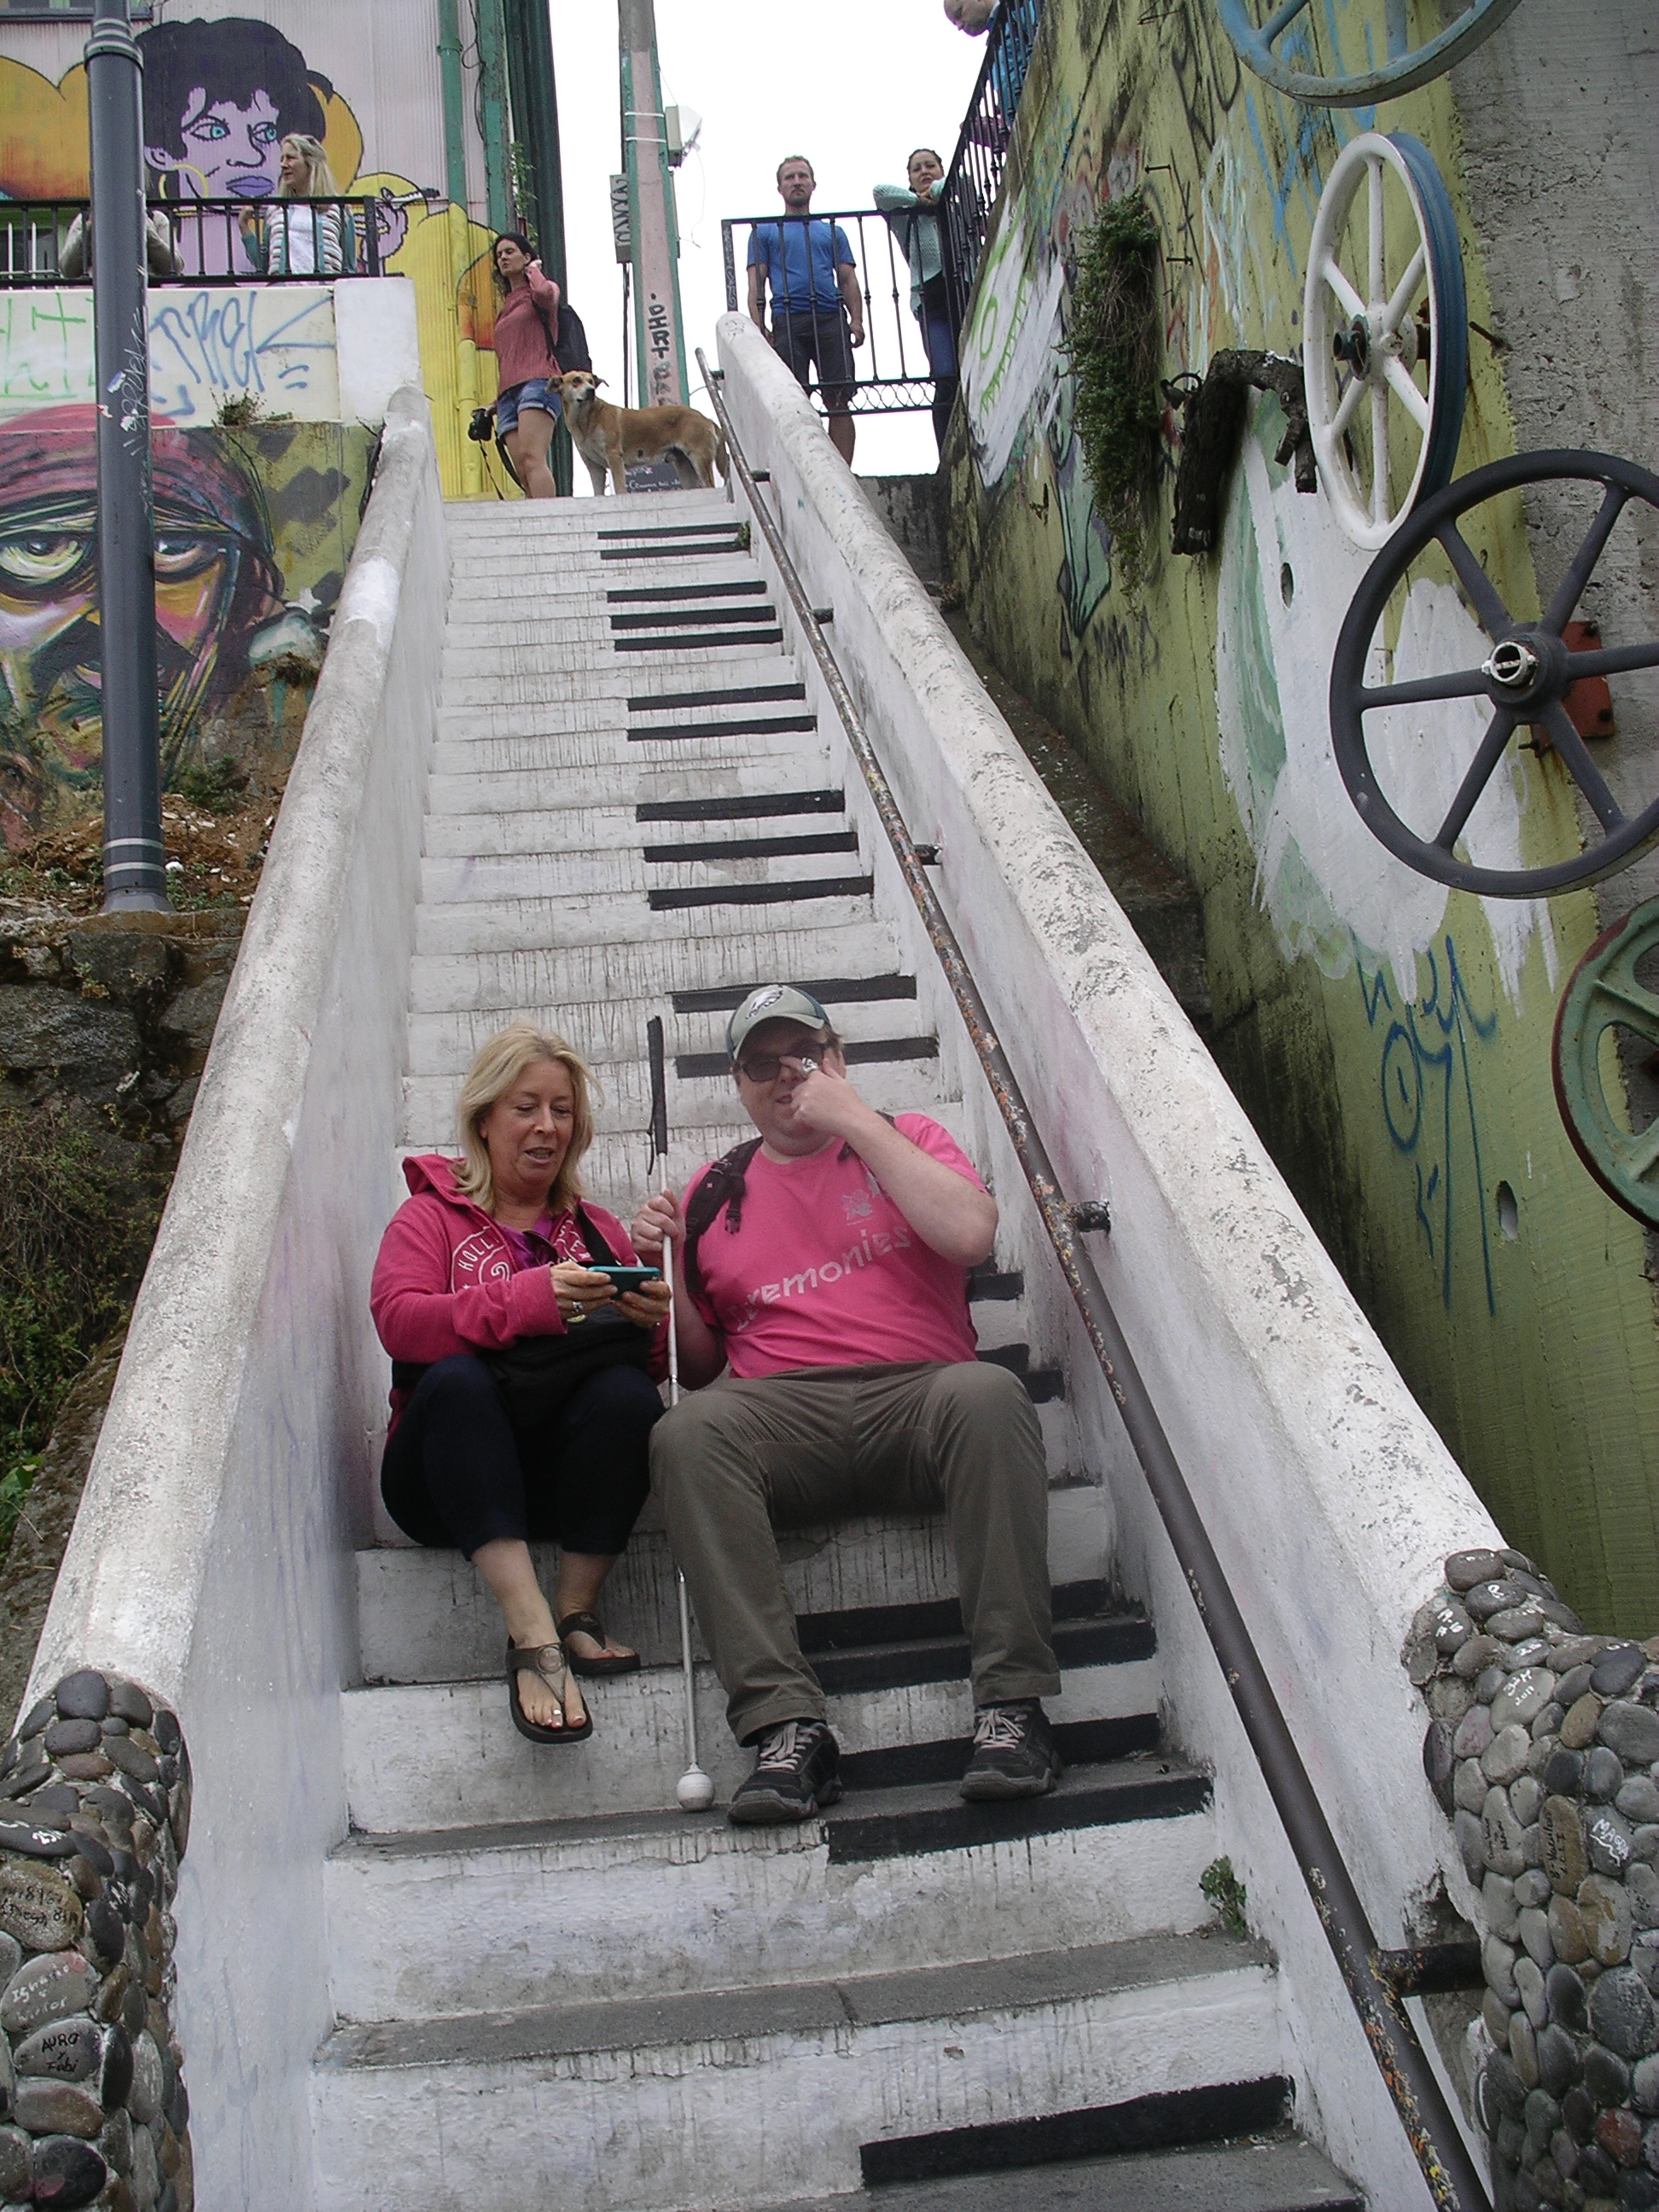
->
[308,1933,1286,2212]
[302,484,1334,2209]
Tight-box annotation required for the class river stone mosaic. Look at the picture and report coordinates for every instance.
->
[1407,1549,1659,2212]
[0,1670,192,2212]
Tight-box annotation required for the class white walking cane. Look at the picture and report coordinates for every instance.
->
[648,1016,715,1813]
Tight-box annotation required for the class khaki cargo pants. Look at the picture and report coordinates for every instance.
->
[649,1359,1061,1743]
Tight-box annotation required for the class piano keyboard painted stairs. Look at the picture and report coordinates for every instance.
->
[308,488,1363,2212]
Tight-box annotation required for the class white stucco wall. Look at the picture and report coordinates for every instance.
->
[335,276,422,427]
[716,311,1499,2204]
[0,276,418,428]
[24,387,446,2209]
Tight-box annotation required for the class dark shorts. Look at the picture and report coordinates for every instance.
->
[771,310,856,413]
[497,377,561,434]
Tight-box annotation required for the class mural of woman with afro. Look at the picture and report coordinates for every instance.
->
[139,17,337,274]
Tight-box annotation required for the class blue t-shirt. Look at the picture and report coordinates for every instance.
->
[748,218,853,316]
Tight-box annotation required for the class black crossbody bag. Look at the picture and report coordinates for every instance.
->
[393,1210,655,1436]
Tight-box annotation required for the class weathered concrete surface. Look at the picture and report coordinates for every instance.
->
[719,309,1498,2207]
[941,0,1659,1633]
[25,385,448,2212]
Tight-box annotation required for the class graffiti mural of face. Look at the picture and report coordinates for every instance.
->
[161,83,284,198]
[0,413,283,847]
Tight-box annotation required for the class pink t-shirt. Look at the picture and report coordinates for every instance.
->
[685,1113,984,1377]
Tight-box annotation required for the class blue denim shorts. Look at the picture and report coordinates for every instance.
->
[496,377,561,434]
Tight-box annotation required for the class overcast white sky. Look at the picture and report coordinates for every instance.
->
[548,1,987,486]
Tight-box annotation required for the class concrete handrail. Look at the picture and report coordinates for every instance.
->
[715,311,1499,2205]
[22,382,447,2203]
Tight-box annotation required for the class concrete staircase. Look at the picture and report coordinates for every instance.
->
[306,489,1363,2211]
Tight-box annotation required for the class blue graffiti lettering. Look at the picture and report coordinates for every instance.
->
[1359,933,1499,1314]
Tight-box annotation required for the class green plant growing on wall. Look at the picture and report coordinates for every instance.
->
[1069,196,1163,598]
[1200,1854,1249,1938]
[175,756,250,813]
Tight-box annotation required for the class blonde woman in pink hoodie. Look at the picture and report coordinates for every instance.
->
[371,1024,670,1744]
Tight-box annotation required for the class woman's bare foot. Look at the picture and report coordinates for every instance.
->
[559,1621,637,1668]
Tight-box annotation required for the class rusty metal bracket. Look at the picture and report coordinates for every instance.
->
[1164,351,1316,556]
[1374,1942,1485,1996]
[1068,1200,1113,1232]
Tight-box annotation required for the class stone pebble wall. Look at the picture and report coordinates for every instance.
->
[1409,1548,1659,2211]
[0,1669,191,2212]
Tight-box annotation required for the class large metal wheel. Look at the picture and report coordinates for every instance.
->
[1214,0,1526,107]
[1551,900,1659,1227]
[1329,450,1659,898]
[1303,133,1467,550]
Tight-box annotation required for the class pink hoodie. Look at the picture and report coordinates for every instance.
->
[370,1154,666,1425]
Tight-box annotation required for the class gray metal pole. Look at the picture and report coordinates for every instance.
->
[86,0,166,912]
[618,0,688,406]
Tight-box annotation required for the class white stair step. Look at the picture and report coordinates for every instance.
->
[323,1773,1215,2020]
[445,554,760,604]
[397,1092,977,1184]
[358,1511,1076,1686]
[441,644,786,707]
[416,840,862,905]
[422,796,838,860]
[411,887,876,960]
[435,649,796,717]
[402,988,912,1073]
[424,757,833,820]
[308,1933,1284,2212]
[745,2137,1364,2212]
[338,1651,1143,1832]
[405,917,902,1015]
[399,1047,935,1148]
[428,725,822,777]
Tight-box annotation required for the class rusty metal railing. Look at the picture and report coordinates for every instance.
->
[696,342,1492,2212]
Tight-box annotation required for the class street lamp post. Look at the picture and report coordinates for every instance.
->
[85,0,166,912]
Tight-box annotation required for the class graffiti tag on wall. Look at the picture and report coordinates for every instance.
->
[1360,934,1499,1315]
[0,286,339,425]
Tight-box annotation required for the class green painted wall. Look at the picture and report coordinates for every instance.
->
[947,0,1659,1629]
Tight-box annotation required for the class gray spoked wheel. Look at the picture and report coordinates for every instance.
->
[1214,0,1527,107]
[1329,450,1659,899]
[1303,132,1468,550]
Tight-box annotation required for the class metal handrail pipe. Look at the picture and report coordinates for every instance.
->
[696,343,1492,2212]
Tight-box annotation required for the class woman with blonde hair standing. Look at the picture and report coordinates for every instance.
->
[240,132,354,276]
[370,1023,671,1743]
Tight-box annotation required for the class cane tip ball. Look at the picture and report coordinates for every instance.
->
[677,1767,716,1812]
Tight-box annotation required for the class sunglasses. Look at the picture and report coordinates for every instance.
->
[736,1050,820,1084]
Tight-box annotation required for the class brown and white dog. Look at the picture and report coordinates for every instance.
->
[551,370,729,496]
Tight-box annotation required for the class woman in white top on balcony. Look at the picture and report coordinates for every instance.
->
[240,134,353,278]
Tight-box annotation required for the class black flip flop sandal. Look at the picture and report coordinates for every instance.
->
[506,1641,593,1744]
[556,1609,643,1679]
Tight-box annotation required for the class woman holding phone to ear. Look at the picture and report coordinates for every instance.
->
[370,1023,671,1744]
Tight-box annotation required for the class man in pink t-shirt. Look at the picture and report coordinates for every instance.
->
[632,984,1061,1825]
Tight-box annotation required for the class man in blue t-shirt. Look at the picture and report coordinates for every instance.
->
[746,155,865,464]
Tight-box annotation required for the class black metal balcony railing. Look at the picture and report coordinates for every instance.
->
[940,0,1045,332]
[719,211,940,416]
[0,198,385,288]
[716,0,1045,424]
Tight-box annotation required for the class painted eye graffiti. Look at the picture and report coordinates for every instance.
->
[184,115,230,143]
[153,533,228,580]
[0,533,91,589]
